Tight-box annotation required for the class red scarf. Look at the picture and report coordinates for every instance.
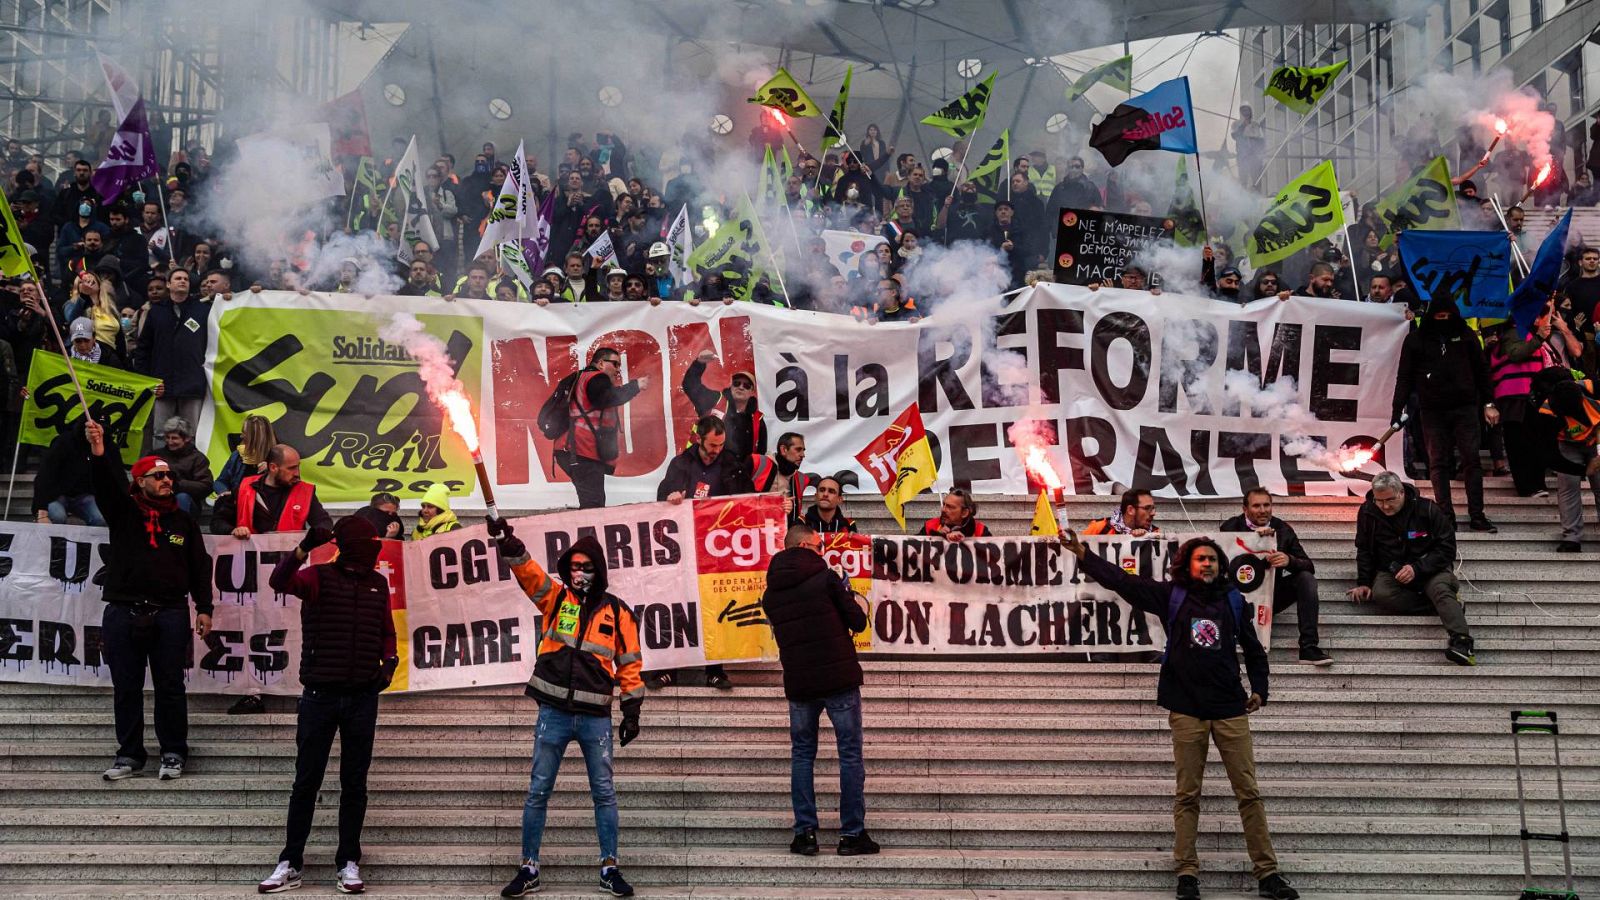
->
[130,486,178,548]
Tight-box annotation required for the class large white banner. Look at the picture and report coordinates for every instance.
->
[0,511,1276,694]
[196,285,1407,510]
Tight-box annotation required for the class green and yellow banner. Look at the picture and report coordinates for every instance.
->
[1373,156,1461,248]
[1168,156,1206,247]
[748,68,820,117]
[825,65,852,149]
[1247,160,1344,269]
[1065,54,1132,103]
[922,72,996,139]
[20,350,160,464]
[969,129,1010,203]
[685,194,774,302]
[205,306,484,501]
[1265,60,1348,115]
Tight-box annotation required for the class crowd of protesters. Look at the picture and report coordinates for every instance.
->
[13,104,1600,900]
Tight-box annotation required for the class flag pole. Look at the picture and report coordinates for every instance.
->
[1191,153,1212,242]
[1488,195,1531,277]
[742,191,793,308]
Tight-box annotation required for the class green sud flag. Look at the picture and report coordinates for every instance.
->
[1247,159,1345,269]
[346,156,384,231]
[685,194,772,301]
[1168,156,1206,247]
[758,145,779,203]
[825,65,852,149]
[922,72,996,139]
[20,349,160,465]
[749,67,820,117]
[1373,156,1461,248]
[1065,54,1133,103]
[0,192,34,277]
[969,129,1010,203]
[1265,60,1349,115]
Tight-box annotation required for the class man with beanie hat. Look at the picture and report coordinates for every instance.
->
[83,420,213,783]
[762,524,877,858]
[152,415,213,514]
[411,483,460,540]
[257,516,398,895]
[490,518,644,898]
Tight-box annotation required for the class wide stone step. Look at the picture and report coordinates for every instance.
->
[1,843,1595,892]
[0,807,1586,855]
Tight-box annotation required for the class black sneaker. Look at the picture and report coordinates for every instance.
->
[837,831,881,856]
[1176,874,1201,899]
[1557,541,1582,553]
[158,753,184,780]
[790,827,819,856]
[499,864,539,897]
[1297,646,1334,666]
[228,695,266,715]
[1446,637,1477,667]
[1258,872,1300,899]
[599,865,634,897]
[1469,516,1498,533]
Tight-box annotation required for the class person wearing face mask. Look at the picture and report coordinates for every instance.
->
[53,158,102,227]
[57,197,109,274]
[256,516,399,896]
[1061,531,1298,900]
[490,521,644,899]
[938,181,990,243]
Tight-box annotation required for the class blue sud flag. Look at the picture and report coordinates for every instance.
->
[1510,208,1574,337]
[1397,230,1511,319]
[1089,76,1197,167]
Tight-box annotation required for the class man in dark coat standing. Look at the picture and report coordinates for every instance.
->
[256,516,398,895]
[761,524,878,858]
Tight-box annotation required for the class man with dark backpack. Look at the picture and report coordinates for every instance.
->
[1060,530,1300,900]
[543,346,649,509]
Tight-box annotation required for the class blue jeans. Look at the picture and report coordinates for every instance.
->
[520,704,618,864]
[47,494,105,526]
[788,687,865,836]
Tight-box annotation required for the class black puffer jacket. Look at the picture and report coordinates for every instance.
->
[1391,303,1492,419]
[270,551,396,688]
[761,547,867,702]
[1354,482,1457,588]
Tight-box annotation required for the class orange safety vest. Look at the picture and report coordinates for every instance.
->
[235,474,316,533]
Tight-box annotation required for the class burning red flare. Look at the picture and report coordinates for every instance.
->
[436,388,480,455]
[767,107,787,128]
[1532,160,1554,188]
[1494,118,1508,135]
[1338,445,1376,472]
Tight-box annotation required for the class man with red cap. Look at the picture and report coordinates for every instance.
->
[84,420,213,783]
[257,516,399,895]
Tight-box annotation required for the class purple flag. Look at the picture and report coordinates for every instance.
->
[91,98,157,202]
[521,185,559,273]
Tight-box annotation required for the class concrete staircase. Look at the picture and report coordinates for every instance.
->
[2,478,1597,898]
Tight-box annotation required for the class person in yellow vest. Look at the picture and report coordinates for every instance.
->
[412,484,461,540]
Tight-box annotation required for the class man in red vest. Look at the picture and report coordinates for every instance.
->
[751,432,812,524]
[919,488,988,542]
[557,346,649,509]
[231,444,332,538]
[224,443,332,716]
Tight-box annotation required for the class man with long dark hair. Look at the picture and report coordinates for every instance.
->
[1061,531,1299,900]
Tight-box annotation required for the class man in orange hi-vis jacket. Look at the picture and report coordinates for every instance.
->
[489,518,646,899]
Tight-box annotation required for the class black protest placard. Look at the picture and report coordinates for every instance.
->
[1053,208,1175,286]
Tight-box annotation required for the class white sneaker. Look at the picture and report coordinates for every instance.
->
[258,860,302,893]
[102,757,143,781]
[158,753,184,780]
[336,861,365,894]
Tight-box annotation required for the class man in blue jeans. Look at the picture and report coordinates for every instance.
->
[760,524,878,856]
[494,523,645,898]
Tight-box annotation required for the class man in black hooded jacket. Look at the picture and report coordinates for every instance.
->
[762,524,876,858]
[1062,531,1299,900]
[1391,296,1499,532]
[258,516,398,894]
